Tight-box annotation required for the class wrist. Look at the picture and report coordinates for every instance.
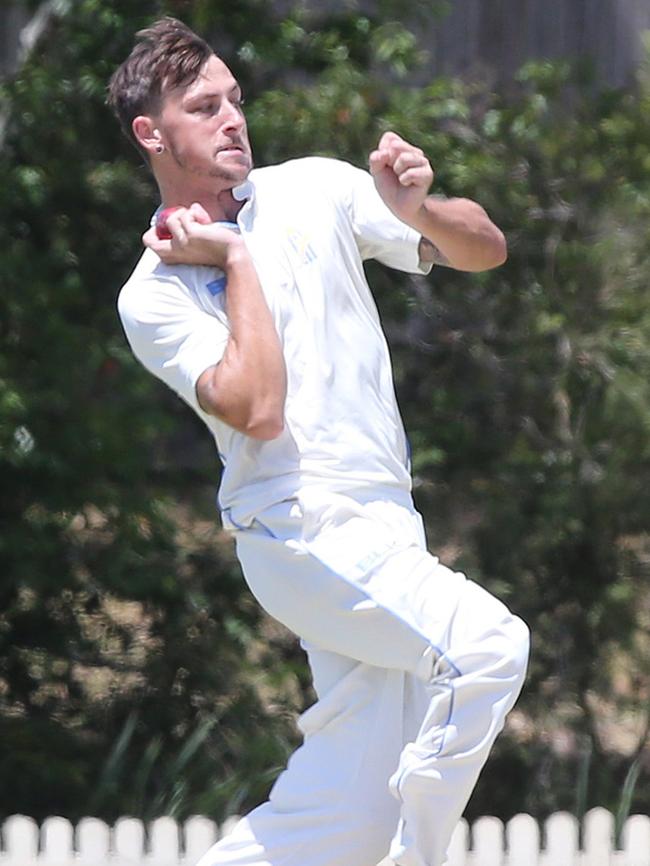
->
[223,237,249,270]
[388,197,432,234]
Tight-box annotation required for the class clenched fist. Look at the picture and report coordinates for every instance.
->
[369,131,434,224]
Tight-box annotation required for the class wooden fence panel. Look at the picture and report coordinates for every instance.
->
[4,0,650,87]
[424,0,650,87]
[1,811,650,866]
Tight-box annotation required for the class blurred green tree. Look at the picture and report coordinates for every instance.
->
[1,0,649,826]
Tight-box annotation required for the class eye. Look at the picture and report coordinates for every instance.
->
[190,100,217,115]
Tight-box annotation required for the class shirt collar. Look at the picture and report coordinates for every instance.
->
[233,178,254,202]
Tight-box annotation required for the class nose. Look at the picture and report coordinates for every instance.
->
[221,98,245,132]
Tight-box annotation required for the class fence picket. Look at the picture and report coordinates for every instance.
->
[583,808,614,866]
[544,811,579,866]
[41,817,74,865]
[148,817,181,865]
[472,816,504,866]
[114,817,145,864]
[217,816,241,840]
[77,817,110,865]
[2,815,39,863]
[508,812,540,866]
[183,816,218,865]
[620,815,650,866]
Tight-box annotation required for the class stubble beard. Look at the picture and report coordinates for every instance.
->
[168,141,252,185]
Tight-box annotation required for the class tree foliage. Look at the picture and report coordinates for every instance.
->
[1,0,649,825]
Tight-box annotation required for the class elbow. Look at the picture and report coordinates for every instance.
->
[470,202,507,271]
[466,227,507,272]
[477,223,507,271]
[197,374,286,440]
[244,414,285,441]
[492,228,508,267]
[205,400,285,439]
[241,392,286,440]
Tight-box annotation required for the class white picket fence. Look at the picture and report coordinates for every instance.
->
[0,809,649,865]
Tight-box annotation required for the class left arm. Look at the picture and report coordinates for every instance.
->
[369,131,507,273]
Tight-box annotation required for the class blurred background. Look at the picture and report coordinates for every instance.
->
[1,0,649,837]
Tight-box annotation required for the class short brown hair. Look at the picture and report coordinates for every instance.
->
[107,17,213,155]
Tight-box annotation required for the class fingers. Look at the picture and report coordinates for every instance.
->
[142,225,170,255]
[143,226,180,265]
[393,150,431,186]
[175,209,195,244]
[369,131,434,187]
[189,201,212,224]
[143,205,243,268]
[369,147,391,175]
[369,132,404,174]
[151,206,198,252]
[377,130,403,151]
[143,210,190,262]
[159,205,221,242]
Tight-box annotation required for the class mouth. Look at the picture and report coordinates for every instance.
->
[216,144,246,157]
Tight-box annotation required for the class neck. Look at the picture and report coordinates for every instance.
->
[156,176,246,223]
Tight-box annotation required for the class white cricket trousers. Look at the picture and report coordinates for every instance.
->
[198,489,530,866]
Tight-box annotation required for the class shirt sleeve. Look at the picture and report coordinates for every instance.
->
[339,160,433,275]
[117,270,229,416]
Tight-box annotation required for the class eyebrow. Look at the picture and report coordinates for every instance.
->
[184,85,242,105]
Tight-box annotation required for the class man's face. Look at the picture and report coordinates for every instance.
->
[156,54,252,185]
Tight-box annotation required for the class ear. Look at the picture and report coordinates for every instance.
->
[132,115,164,157]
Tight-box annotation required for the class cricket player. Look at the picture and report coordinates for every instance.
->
[108,17,529,866]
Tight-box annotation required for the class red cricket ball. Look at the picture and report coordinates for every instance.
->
[155,206,183,240]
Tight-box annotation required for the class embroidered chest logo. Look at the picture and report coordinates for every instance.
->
[287,228,317,266]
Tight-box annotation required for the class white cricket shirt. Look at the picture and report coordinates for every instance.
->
[117,157,432,527]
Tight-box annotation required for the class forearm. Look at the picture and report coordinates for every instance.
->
[410,196,507,272]
[198,244,287,439]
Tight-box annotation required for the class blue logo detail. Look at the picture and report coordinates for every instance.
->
[206,276,227,296]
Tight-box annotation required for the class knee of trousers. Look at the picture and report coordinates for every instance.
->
[445,579,531,684]
[492,614,530,687]
[509,614,530,669]
[445,612,530,689]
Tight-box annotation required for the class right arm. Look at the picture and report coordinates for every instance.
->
[143,206,287,440]
[196,240,286,440]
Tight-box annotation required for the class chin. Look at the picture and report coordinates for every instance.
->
[213,160,252,184]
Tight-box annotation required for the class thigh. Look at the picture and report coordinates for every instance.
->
[235,505,434,678]
[234,495,476,681]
